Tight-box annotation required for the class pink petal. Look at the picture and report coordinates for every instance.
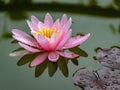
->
[31,16,39,25]
[38,22,44,30]
[57,51,79,59]
[52,19,60,30]
[51,22,69,50]
[30,53,48,67]
[48,52,59,62]
[53,26,71,50]
[12,29,31,38]
[19,42,41,53]
[51,31,63,50]
[44,13,53,27]
[50,32,59,49]
[54,18,72,48]
[35,35,51,51]
[56,29,72,50]
[60,14,67,26]
[12,29,39,47]
[63,17,72,30]
[27,20,39,32]
[63,33,90,49]
[13,35,38,47]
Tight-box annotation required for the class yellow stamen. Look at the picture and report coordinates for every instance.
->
[35,27,60,38]
[39,30,43,35]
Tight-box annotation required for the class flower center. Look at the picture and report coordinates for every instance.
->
[35,28,60,38]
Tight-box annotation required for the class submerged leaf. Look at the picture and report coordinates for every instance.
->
[48,61,58,77]
[69,47,88,57]
[57,57,68,77]
[35,60,48,77]
[17,53,39,66]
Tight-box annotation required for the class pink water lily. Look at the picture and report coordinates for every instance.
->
[12,13,90,67]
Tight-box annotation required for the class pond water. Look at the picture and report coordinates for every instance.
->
[0,11,120,90]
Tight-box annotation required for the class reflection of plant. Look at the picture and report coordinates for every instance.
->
[109,24,120,34]
[10,13,90,77]
[1,0,120,39]
[1,0,120,18]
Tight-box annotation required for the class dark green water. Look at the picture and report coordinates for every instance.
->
[0,11,120,90]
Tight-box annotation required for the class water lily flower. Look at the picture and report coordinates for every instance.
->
[11,13,90,67]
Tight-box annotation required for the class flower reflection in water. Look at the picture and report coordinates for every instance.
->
[10,13,90,77]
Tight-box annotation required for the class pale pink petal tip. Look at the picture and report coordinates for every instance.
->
[31,16,39,24]
[61,14,67,25]
[48,52,59,62]
[30,53,48,67]
[44,13,53,27]
[12,29,29,37]
[64,33,90,49]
